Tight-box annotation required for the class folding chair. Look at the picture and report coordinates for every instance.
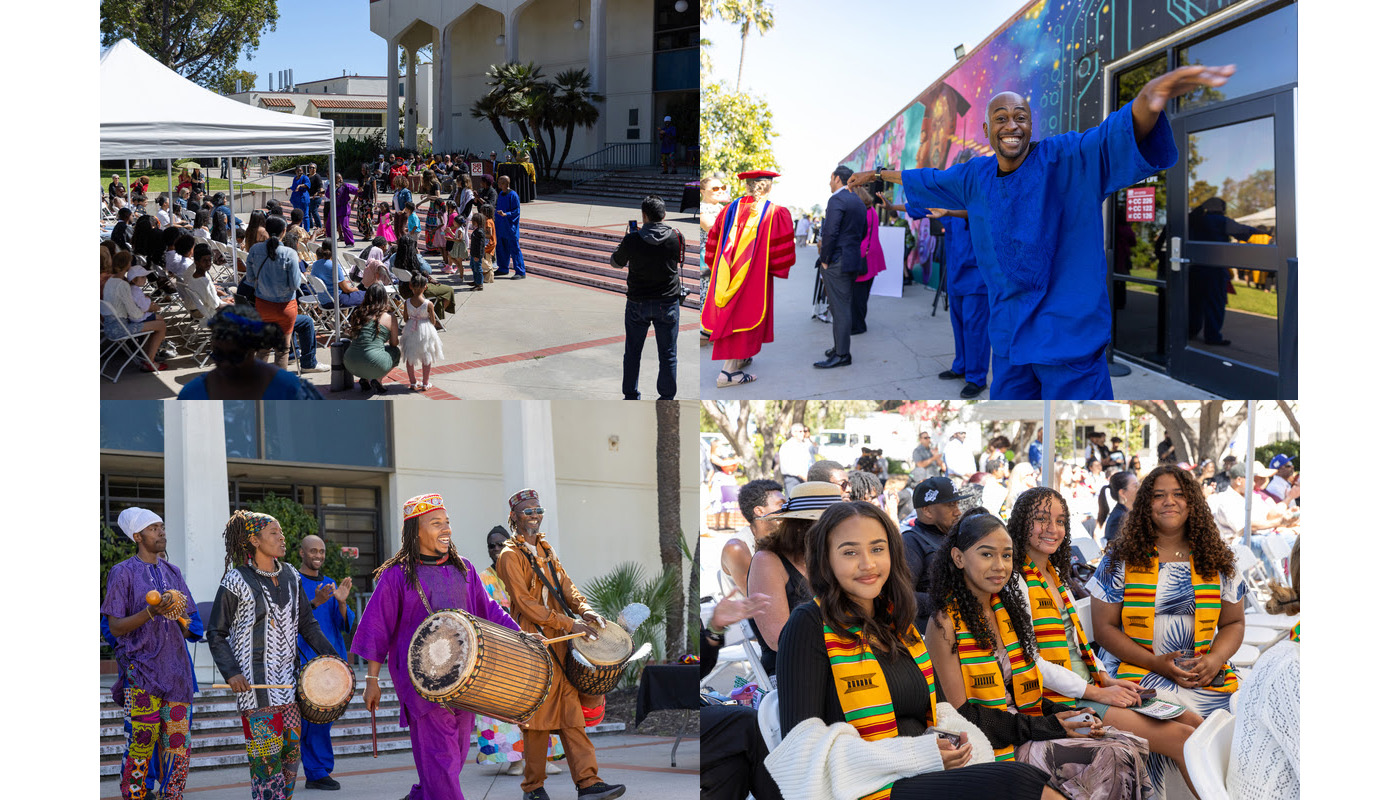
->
[1181,709,1234,800]
[99,301,155,382]
[756,689,782,751]
[306,274,353,333]
[1071,535,1103,566]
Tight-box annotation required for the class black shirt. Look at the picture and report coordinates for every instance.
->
[750,552,811,675]
[610,223,686,301]
[1103,503,1128,544]
[901,521,950,631]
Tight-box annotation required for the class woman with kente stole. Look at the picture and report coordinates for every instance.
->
[1087,464,1245,725]
[772,501,1061,800]
[927,509,1152,799]
[1009,487,1203,796]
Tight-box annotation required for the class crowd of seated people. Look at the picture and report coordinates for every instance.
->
[701,437,1300,800]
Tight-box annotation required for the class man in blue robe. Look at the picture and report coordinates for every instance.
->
[851,64,1235,398]
[494,174,526,278]
[296,535,357,791]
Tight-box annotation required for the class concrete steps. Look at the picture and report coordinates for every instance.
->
[517,220,704,310]
[560,171,696,209]
[97,681,624,775]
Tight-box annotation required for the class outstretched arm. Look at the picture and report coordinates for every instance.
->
[1132,64,1235,141]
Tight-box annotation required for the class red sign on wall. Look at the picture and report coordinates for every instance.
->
[1125,186,1156,222]
[341,547,360,559]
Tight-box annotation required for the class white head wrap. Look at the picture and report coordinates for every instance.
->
[117,507,163,540]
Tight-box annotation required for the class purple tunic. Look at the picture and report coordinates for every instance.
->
[351,561,519,727]
[101,556,197,703]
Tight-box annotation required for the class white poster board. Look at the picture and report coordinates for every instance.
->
[873,226,905,298]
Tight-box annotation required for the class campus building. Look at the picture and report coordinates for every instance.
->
[368,0,700,161]
[100,400,700,679]
[225,71,434,142]
[844,0,1298,398]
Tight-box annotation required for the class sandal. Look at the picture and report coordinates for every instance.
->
[422,382,433,390]
[737,357,753,370]
[716,369,756,388]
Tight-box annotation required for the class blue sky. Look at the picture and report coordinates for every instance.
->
[235,0,391,90]
[706,0,1029,209]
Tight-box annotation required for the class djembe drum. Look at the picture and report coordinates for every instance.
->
[564,621,634,697]
[408,609,553,724]
[297,656,355,725]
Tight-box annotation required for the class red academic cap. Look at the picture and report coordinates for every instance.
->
[736,169,780,179]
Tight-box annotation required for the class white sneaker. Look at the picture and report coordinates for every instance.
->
[301,364,331,374]
[505,761,524,776]
[545,761,562,775]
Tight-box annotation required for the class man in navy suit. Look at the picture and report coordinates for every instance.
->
[815,165,869,368]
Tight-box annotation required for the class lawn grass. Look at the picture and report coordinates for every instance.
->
[1126,267,1278,317]
[99,168,234,195]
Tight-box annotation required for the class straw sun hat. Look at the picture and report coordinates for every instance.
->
[766,481,844,521]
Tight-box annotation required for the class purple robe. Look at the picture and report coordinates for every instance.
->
[350,561,519,727]
[101,556,198,703]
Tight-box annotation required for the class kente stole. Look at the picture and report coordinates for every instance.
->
[821,605,937,800]
[1119,554,1238,694]
[1022,559,1101,703]
[951,596,1043,762]
[712,199,773,311]
[1289,622,1300,643]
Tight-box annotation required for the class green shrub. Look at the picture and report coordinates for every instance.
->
[580,562,682,688]
[1255,439,1299,472]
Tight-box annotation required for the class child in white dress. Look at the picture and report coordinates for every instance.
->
[401,272,446,390]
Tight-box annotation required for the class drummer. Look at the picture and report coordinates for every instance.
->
[351,493,527,800]
[497,488,628,800]
[206,511,342,800]
[296,535,357,791]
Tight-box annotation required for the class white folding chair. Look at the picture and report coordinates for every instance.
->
[1259,535,1294,585]
[1071,535,1102,566]
[99,301,155,382]
[306,274,353,332]
[1182,709,1234,800]
[1074,595,1094,646]
[1230,642,1260,668]
[756,689,782,752]
[1231,544,1273,613]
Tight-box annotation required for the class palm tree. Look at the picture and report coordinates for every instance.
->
[654,400,686,661]
[469,91,514,150]
[712,0,774,91]
[550,68,603,179]
[488,62,548,148]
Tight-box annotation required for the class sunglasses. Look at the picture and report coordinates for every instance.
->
[519,507,545,516]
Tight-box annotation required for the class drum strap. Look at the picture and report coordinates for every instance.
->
[412,579,434,616]
[515,542,578,621]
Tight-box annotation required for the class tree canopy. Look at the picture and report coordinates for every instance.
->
[701,79,778,183]
[101,0,279,90]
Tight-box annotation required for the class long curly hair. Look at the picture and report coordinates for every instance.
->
[372,515,470,597]
[805,502,919,657]
[1105,464,1236,579]
[348,283,394,337]
[221,510,277,572]
[927,508,1037,658]
[1007,487,1073,581]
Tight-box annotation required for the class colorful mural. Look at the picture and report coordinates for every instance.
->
[842,0,1246,199]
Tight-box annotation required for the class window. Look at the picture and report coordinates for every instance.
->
[100,402,164,452]
[262,404,391,467]
[322,111,386,128]
[1177,4,1298,112]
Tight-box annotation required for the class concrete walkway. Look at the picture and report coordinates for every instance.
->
[98,734,697,799]
[99,196,701,401]
[698,243,1218,400]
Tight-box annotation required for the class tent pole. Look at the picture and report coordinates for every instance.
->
[125,160,130,203]
[1041,400,1052,488]
[167,159,173,211]
[329,145,340,342]
[1243,402,1256,552]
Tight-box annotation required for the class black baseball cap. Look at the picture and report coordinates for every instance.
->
[912,477,977,509]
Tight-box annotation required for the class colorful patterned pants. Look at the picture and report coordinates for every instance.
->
[240,703,302,800]
[122,686,191,800]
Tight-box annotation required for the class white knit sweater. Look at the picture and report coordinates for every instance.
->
[1226,641,1300,800]
[764,702,995,800]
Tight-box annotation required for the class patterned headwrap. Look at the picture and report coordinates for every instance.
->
[508,489,540,513]
[403,493,446,521]
[235,510,277,538]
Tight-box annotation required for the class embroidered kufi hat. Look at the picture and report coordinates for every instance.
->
[403,493,446,521]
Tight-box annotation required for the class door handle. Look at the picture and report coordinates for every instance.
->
[1169,236,1191,272]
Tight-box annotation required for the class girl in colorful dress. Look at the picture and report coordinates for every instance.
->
[375,202,397,245]
[424,188,446,257]
[400,272,445,391]
[927,509,1152,799]
[772,500,1061,800]
[446,212,469,282]
[472,525,566,776]
[1087,464,1245,730]
[1008,487,1202,796]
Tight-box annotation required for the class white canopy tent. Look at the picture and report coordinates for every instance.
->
[101,39,349,360]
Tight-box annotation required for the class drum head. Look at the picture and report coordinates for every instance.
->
[302,657,354,707]
[409,611,478,699]
[572,620,633,667]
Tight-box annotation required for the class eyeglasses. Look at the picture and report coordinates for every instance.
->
[519,507,545,516]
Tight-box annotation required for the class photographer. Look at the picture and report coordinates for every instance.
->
[610,195,685,400]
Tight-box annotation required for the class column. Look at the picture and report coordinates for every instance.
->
[590,0,608,147]
[501,400,561,547]
[436,24,452,153]
[163,399,231,683]
[387,36,401,151]
[504,5,520,63]
[406,45,418,150]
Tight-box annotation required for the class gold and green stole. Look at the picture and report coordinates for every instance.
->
[1289,621,1300,643]
[951,595,1044,761]
[1022,559,1101,703]
[821,608,937,800]
[1119,553,1238,694]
